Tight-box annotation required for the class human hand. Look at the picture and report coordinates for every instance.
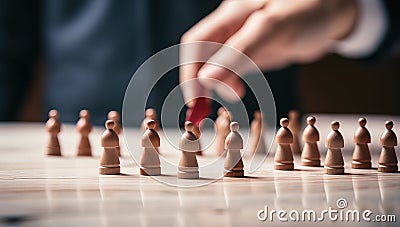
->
[180,0,357,104]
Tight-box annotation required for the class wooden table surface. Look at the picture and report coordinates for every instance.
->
[0,114,399,227]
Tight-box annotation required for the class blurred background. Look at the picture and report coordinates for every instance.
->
[1,0,399,127]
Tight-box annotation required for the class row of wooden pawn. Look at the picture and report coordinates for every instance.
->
[100,108,161,175]
[99,115,246,179]
[275,116,398,174]
[46,109,122,157]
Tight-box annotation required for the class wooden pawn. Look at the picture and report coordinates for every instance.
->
[324,121,345,175]
[274,118,294,170]
[140,120,161,176]
[378,121,398,173]
[99,120,120,175]
[77,109,92,156]
[178,121,200,179]
[301,116,321,166]
[46,109,62,156]
[224,122,244,177]
[352,117,372,169]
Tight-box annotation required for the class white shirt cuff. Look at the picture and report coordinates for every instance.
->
[334,0,388,58]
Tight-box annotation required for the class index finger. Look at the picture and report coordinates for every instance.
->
[179,0,266,106]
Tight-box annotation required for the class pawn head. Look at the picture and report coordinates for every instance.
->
[146,120,156,130]
[230,122,239,131]
[185,121,194,132]
[49,109,59,119]
[331,121,340,131]
[80,109,90,119]
[108,110,119,121]
[307,116,316,125]
[280,118,289,127]
[105,120,115,129]
[358,117,367,127]
[385,120,393,130]
[145,108,156,118]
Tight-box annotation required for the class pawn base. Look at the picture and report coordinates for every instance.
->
[99,166,120,175]
[301,159,320,167]
[352,161,372,169]
[224,170,244,177]
[140,167,161,176]
[46,147,62,156]
[178,171,199,179]
[378,165,398,173]
[324,166,344,175]
[77,149,92,156]
[274,162,294,170]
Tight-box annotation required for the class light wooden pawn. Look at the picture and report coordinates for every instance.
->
[324,121,345,175]
[45,109,62,156]
[248,110,267,156]
[378,121,398,173]
[224,122,244,177]
[352,117,372,169]
[214,107,231,156]
[76,109,92,156]
[99,120,120,175]
[301,116,321,166]
[288,110,302,155]
[178,121,200,179]
[140,120,161,176]
[274,118,294,170]
[141,108,159,132]
[108,110,122,156]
